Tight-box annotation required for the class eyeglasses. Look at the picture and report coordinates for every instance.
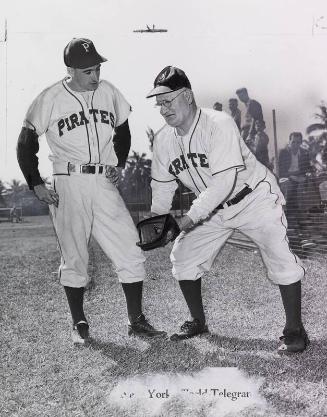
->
[154,89,185,109]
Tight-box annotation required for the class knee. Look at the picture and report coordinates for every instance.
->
[170,235,188,264]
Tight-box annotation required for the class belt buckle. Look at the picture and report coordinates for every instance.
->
[81,164,95,174]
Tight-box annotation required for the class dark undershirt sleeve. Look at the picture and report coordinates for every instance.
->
[112,119,131,168]
[16,127,44,190]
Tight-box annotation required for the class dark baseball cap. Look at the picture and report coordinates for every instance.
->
[64,38,107,69]
[146,66,192,98]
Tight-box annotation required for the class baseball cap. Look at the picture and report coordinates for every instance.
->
[146,66,192,98]
[64,38,107,69]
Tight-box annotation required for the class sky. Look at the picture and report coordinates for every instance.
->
[0,0,326,184]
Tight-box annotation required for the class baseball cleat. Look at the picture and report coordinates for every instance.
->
[277,326,310,354]
[72,320,90,345]
[128,314,167,338]
[170,319,209,341]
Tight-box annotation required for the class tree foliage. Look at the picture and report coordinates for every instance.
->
[119,151,152,209]
[306,104,327,135]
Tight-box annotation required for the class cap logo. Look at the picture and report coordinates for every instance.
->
[157,72,166,83]
[82,42,90,52]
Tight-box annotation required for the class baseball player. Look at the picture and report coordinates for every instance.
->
[146,66,309,354]
[16,38,166,344]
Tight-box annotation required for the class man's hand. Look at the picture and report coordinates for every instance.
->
[178,215,195,232]
[106,166,121,186]
[34,184,59,207]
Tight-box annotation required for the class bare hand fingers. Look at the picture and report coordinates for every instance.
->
[49,191,59,207]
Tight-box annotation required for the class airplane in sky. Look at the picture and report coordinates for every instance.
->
[133,24,167,33]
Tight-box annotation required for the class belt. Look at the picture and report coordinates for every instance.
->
[68,163,105,174]
[216,185,253,210]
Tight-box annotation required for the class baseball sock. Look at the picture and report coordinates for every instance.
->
[178,278,206,325]
[279,280,302,331]
[121,281,143,323]
[64,286,86,324]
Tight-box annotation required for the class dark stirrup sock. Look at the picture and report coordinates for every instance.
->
[64,286,86,324]
[178,278,206,325]
[121,281,143,323]
[278,280,302,331]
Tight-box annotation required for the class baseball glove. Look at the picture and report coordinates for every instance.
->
[136,214,180,251]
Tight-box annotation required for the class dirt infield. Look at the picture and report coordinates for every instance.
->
[1,215,327,417]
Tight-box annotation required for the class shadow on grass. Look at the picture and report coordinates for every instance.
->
[207,333,274,352]
[89,331,327,382]
[88,331,275,376]
[88,334,230,374]
[88,333,326,415]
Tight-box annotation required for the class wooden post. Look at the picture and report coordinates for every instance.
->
[272,109,279,177]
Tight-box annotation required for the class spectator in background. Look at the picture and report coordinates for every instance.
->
[213,102,223,111]
[236,87,263,142]
[146,126,155,152]
[252,119,271,168]
[228,98,241,131]
[278,132,311,225]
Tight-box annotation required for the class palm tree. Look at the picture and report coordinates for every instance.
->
[7,179,25,206]
[119,151,152,207]
[306,104,327,135]
[305,104,327,174]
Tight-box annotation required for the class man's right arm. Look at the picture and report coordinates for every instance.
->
[17,127,44,190]
[150,179,178,215]
[17,127,59,206]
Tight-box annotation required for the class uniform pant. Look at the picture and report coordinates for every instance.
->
[50,174,145,287]
[171,181,305,285]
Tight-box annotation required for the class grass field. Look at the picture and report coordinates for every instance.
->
[1,215,327,417]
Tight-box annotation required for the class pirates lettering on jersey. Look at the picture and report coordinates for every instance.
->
[57,109,115,137]
[168,153,209,176]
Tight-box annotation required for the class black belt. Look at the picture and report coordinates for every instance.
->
[68,163,104,174]
[81,165,104,174]
[216,185,253,210]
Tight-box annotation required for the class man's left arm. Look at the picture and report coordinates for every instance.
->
[182,168,237,231]
[112,119,131,168]
[181,115,244,230]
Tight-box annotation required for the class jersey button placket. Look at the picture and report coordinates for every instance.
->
[85,95,97,164]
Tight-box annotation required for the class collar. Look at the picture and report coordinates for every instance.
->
[174,107,201,138]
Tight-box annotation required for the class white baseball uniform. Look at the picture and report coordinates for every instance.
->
[151,108,304,285]
[24,78,145,287]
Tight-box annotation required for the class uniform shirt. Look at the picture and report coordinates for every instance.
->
[151,108,278,222]
[23,78,131,166]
